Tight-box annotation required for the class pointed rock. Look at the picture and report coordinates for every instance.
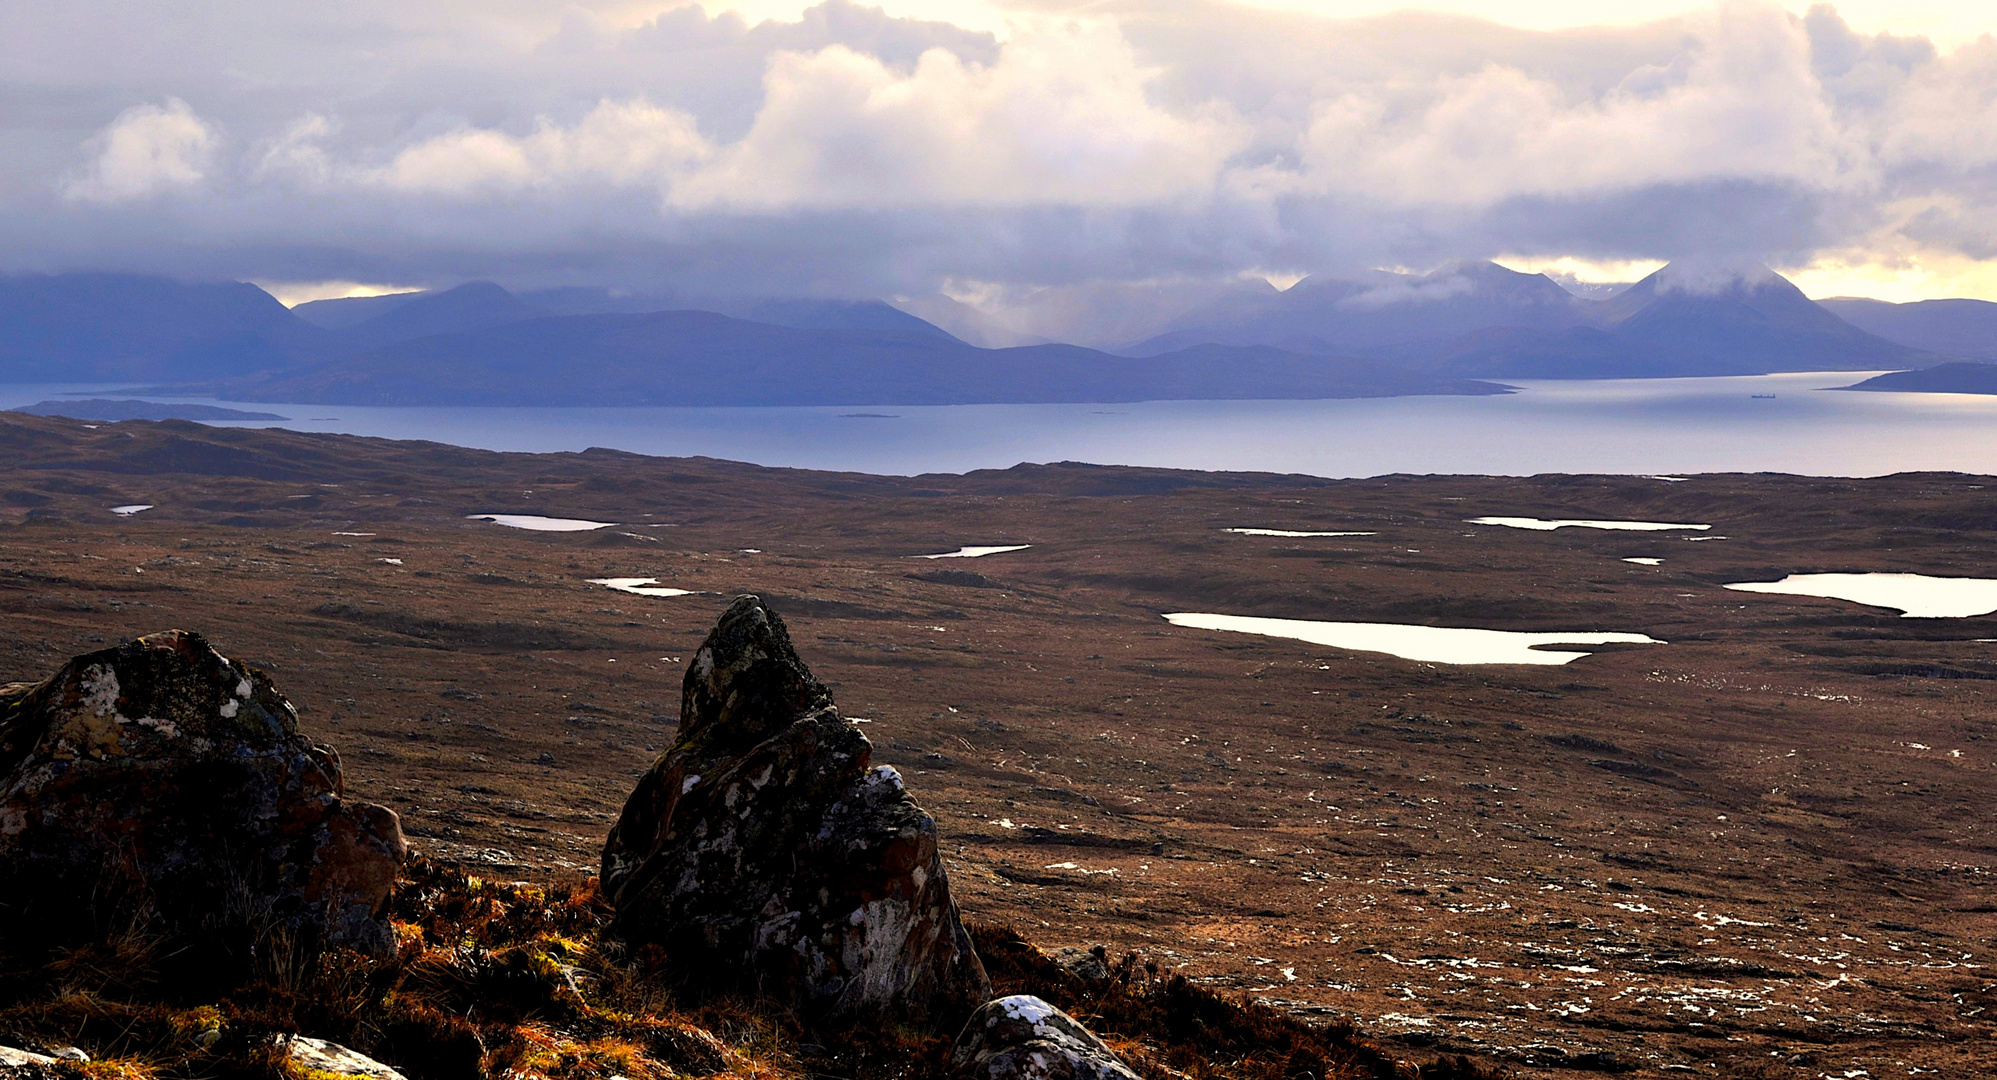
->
[602,595,989,1027]
[0,631,406,966]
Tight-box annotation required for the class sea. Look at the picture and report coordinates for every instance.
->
[5,370,1995,478]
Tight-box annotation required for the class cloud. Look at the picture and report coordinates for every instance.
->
[364,99,713,194]
[8,0,1997,310]
[62,98,217,202]
[669,23,1245,209]
[1280,4,1860,207]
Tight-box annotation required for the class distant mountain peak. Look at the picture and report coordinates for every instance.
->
[1648,258,1780,296]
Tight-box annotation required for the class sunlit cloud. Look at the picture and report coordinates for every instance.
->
[62,99,217,202]
[9,0,1997,313]
[254,280,426,307]
[1493,256,1669,284]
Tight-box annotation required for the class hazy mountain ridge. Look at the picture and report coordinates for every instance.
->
[0,273,323,381]
[1133,262,1937,377]
[213,310,1507,406]
[0,264,1971,404]
[1818,296,1997,359]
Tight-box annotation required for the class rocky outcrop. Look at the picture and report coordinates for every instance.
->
[0,631,405,963]
[948,996,1141,1080]
[602,595,989,1027]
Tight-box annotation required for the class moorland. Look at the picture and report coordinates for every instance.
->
[0,412,1991,1078]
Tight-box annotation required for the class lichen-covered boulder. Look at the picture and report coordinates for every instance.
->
[0,631,405,965]
[280,1037,408,1080]
[948,996,1141,1080]
[602,595,989,1027]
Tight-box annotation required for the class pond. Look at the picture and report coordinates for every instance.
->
[1162,613,1663,665]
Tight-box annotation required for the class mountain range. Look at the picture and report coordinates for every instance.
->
[1131,261,1942,378]
[217,312,1507,406]
[0,263,1984,407]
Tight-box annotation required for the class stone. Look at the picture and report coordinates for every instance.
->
[602,595,989,1027]
[0,1048,54,1068]
[0,631,406,964]
[947,996,1141,1080]
[281,1036,408,1080]
[1052,945,1111,985]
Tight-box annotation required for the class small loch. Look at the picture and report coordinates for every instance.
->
[912,545,1030,559]
[1724,573,1997,618]
[1163,613,1663,666]
[1224,528,1376,538]
[589,577,694,598]
[109,504,153,516]
[1470,517,1710,532]
[467,514,617,531]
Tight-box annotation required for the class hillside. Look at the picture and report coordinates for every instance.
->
[0,412,1991,1077]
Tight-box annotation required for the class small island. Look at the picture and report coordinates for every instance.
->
[8,399,291,422]
[1840,361,1997,395]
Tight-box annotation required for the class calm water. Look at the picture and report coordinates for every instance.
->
[7,371,1997,477]
[1724,573,1997,618]
[1161,613,1664,665]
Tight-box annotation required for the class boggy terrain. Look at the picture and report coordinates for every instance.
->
[0,412,1992,1078]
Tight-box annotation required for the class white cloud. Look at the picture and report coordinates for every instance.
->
[669,22,1246,209]
[14,0,1997,303]
[62,98,217,202]
[1277,3,1860,207]
[364,98,713,194]
[256,114,338,185]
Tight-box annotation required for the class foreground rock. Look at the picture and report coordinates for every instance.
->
[280,1036,408,1080]
[0,631,406,963]
[602,595,989,1027]
[949,996,1141,1080]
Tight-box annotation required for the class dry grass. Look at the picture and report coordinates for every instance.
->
[0,860,1498,1080]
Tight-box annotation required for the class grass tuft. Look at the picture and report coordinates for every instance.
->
[0,859,1497,1080]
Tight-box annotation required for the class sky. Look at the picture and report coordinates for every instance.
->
[6,0,1997,318]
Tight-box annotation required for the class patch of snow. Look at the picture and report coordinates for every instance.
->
[1623,558,1664,566]
[109,505,152,515]
[1163,613,1663,666]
